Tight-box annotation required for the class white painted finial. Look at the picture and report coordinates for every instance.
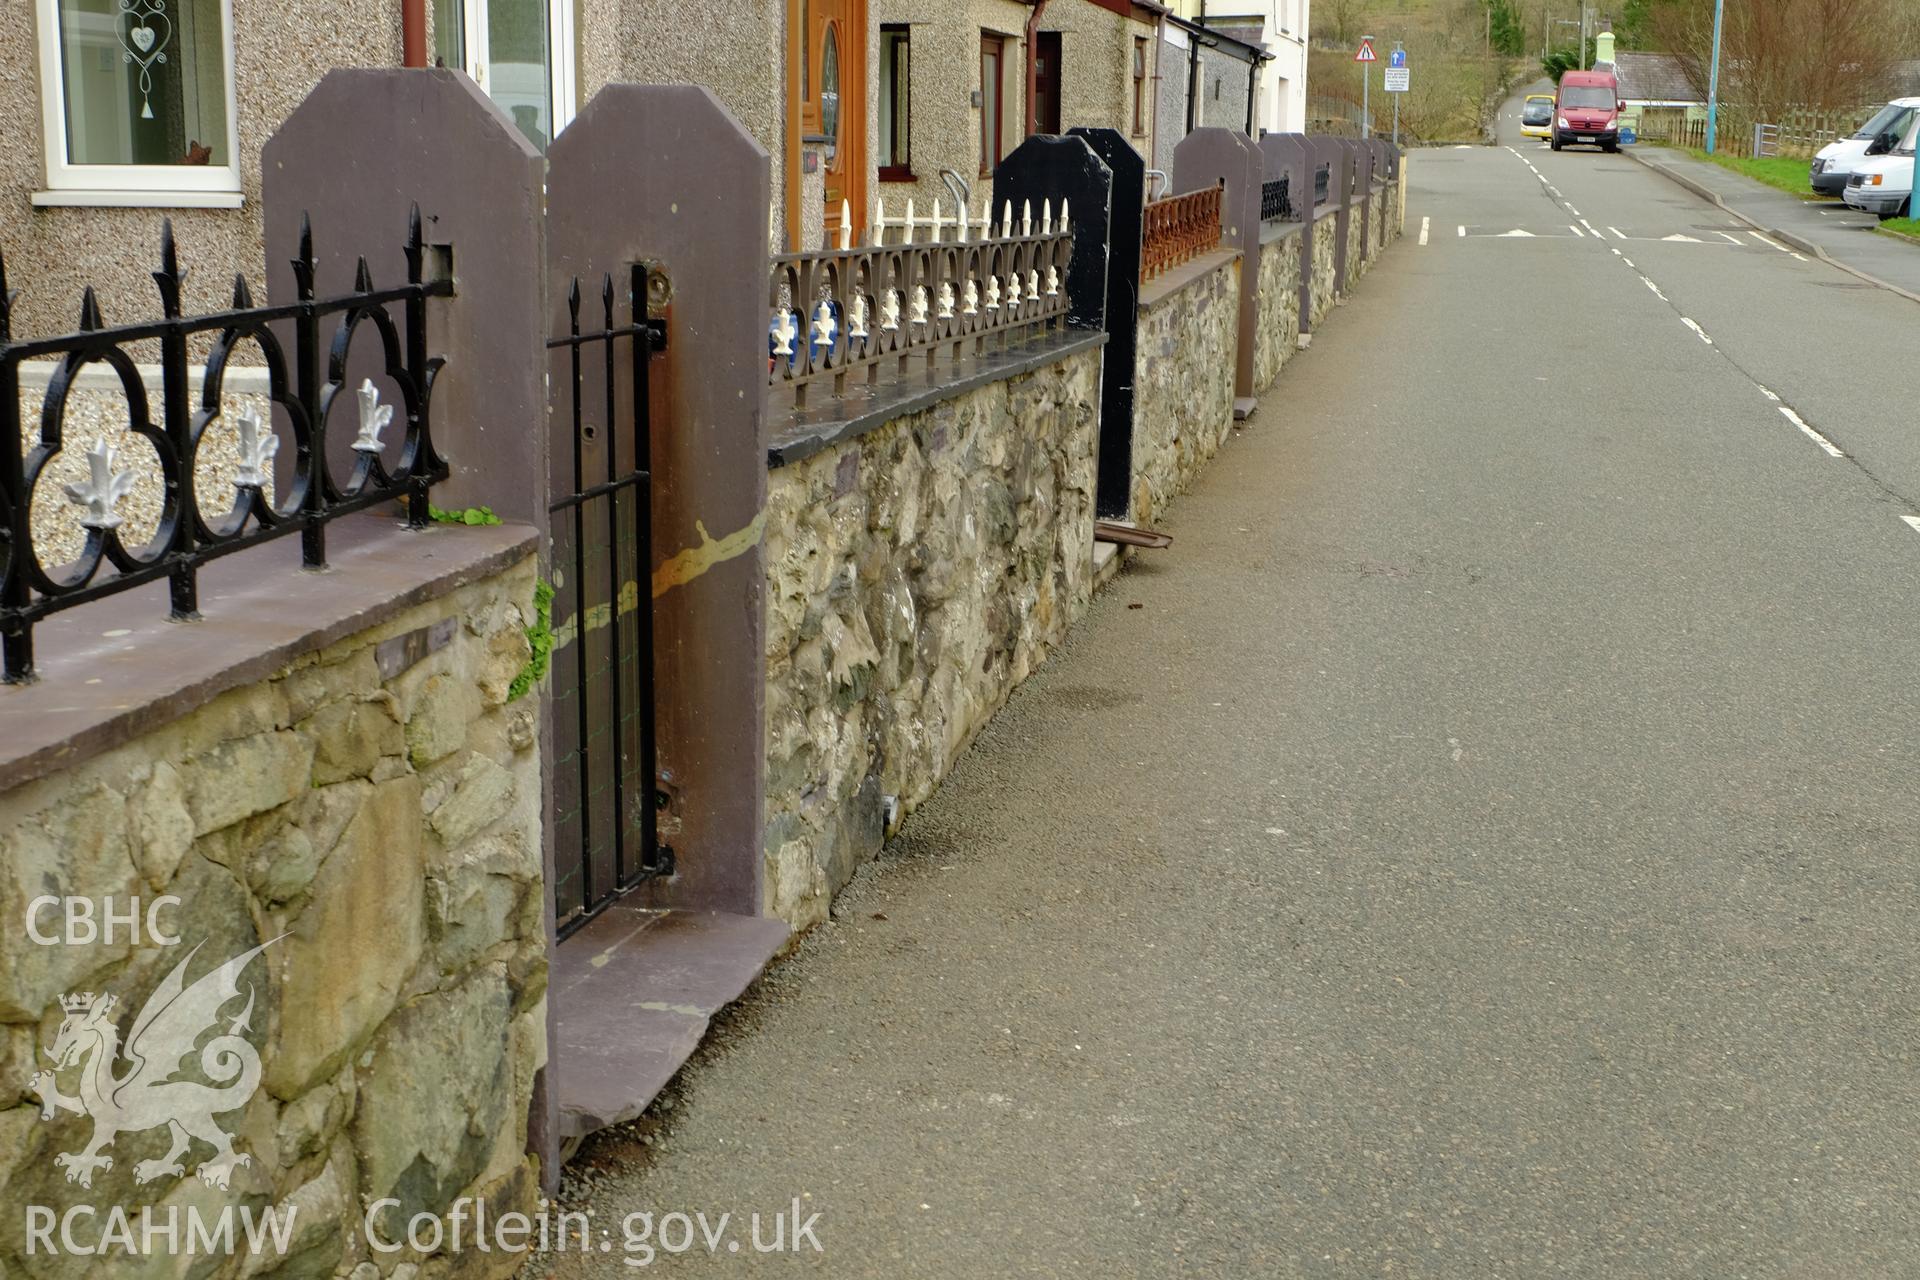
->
[771,309,798,356]
[351,379,394,454]
[1061,199,1071,232]
[62,440,136,530]
[233,406,277,489]
[839,200,852,250]
[905,198,916,246]
[1002,200,1014,239]
[1022,199,1033,237]
[959,202,971,243]
[810,299,837,347]
[874,197,888,243]
[1042,199,1053,235]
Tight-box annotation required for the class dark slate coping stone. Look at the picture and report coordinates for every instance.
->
[1138,248,1243,312]
[0,513,538,793]
[1260,219,1308,247]
[767,330,1109,469]
[553,904,790,1139]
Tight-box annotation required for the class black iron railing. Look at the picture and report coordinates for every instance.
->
[548,265,672,940]
[768,201,1074,414]
[0,211,452,684]
[1313,163,1332,206]
[1261,175,1296,222]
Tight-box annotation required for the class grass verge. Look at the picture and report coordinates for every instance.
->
[1689,149,1820,200]
[1876,216,1920,243]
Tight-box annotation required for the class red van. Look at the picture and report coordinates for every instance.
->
[1553,70,1622,152]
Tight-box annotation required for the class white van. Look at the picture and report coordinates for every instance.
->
[1843,111,1919,219]
[1812,98,1920,197]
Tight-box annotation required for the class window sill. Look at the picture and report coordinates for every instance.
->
[31,189,245,209]
[879,167,917,183]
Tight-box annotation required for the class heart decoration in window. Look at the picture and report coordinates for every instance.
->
[115,0,174,121]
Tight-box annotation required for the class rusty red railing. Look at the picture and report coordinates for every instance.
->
[1141,183,1223,282]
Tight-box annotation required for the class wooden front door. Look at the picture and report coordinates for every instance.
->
[787,0,867,247]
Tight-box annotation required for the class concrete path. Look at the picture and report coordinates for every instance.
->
[540,130,1920,1277]
[1629,143,1920,300]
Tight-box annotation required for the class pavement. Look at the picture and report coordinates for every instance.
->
[536,101,1920,1278]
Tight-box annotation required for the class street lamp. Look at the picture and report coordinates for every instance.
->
[1704,0,1726,154]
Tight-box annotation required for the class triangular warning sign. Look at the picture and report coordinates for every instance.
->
[1355,38,1378,62]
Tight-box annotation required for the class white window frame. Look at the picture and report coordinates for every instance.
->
[32,0,243,208]
[452,0,577,142]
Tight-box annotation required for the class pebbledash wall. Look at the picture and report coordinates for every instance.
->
[0,537,547,1280]
[761,344,1103,927]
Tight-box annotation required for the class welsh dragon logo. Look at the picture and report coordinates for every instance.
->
[26,938,278,1192]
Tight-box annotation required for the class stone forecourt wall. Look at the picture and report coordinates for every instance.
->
[762,344,1101,930]
[1132,252,1243,526]
[0,551,546,1280]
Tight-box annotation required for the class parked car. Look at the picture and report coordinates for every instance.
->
[1843,115,1917,219]
[1521,94,1556,140]
[1553,70,1622,152]
[1812,99,1920,197]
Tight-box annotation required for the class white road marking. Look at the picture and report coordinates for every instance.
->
[1681,318,1714,345]
[1714,231,1743,244]
[1610,247,1622,256]
[1498,229,1537,237]
[1755,384,1780,402]
[1458,224,1466,237]
[1569,225,1585,237]
[1567,204,1582,216]
[1642,277,1667,300]
[1609,227,1627,239]
[1779,405,1844,457]
[1904,516,1920,534]
[1750,231,1790,252]
[1662,233,1702,242]
[1420,216,1430,245]
[1791,251,1807,262]
[1622,257,1634,267]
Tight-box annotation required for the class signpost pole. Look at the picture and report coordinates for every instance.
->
[1358,34,1376,138]
[1705,0,1725,155]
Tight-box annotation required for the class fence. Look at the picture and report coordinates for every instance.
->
[0,211,451,685]
[1261,174,1296,222]
[548,265,672,940]
[767,199,1075,414]
[1751,107,1875,159]
[1141,183,1224,282]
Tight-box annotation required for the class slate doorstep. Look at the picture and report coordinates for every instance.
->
[552,906,789,1140]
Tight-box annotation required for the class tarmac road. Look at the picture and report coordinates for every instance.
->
[542,103,1920,1277]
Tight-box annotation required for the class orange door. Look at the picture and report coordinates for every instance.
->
[788,0,868,247]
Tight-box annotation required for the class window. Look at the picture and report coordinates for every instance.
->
[1132,36,1148,135]
[434,0,576,152]
[1035,31,1061,135]
[879,25,912,178]
[980,33,1005,176]
[1558,85,1616,111]
[34,0,240,206]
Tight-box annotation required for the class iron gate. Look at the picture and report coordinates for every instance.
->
[548,264,671,940]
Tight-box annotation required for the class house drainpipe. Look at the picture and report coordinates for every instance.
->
[402,0,428,68]
[1245,55,1258,135]
[1185,33,1201,133]
[1025,0,1052,136]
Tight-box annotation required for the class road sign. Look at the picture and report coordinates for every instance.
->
[1355,37,1377,63]
[1388,47,1408,69]
[1384,68,1410,92]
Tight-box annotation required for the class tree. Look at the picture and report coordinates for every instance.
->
[1645,0,1903,133]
